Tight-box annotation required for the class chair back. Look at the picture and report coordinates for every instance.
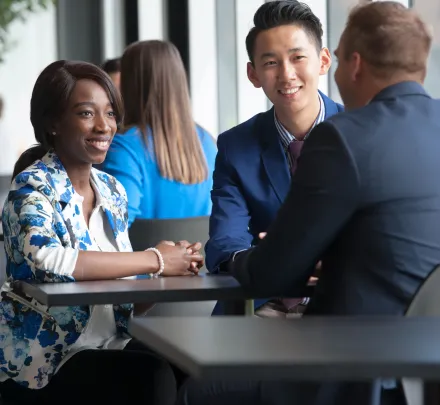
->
[0,175,10,210]
[0,241,5,287]
[0,175,9,286]
[129,216,215,317]
[129,216,209,255]
[405,264,440,317]
[402,264,440,405]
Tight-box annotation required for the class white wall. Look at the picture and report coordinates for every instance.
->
[413,0,440,97]
[327,0,359,102]
[0,5,57,174]
[236,0,268,123]
[188,0,219,137]
[101,0,126,59]
[303,0,329,95]
[138,0,166,40]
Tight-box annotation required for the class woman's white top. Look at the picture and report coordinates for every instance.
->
[56,181,133,371]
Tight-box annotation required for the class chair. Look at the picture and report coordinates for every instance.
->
[401,264,440,405]
[0,175,8,289]
[0,240,6,287]
[129,216,209,260]
[0,175,11,213]
[372,264,440,405]
[129,216,216,317]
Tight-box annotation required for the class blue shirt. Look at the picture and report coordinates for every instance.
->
[100,125,217,225]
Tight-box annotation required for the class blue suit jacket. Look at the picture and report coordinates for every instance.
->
[206,92,343,313]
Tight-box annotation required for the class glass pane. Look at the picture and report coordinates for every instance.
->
[327,0,361,103]
[412,0,440,97]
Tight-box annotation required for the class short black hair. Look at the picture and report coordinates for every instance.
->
[101,57,121,74]
[245,1,323,64]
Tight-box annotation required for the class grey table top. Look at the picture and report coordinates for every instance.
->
[18,275,315,306]
[129,316,440,381]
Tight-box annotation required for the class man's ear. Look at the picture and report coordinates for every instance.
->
[350,52,362,82]
[319,47,332,76]
[247,62,262,88]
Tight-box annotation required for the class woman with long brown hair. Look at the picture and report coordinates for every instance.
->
[100,40,217,225]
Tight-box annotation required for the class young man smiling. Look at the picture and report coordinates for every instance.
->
[206,0,343,316]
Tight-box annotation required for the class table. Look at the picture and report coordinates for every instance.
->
[129,316,440,404]
[18,274,314,310]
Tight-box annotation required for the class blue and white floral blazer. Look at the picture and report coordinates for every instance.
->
[0,151,133,389]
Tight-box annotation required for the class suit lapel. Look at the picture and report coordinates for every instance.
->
[257,94,341,205]
[258,108,291,204]
[319,90,341,117]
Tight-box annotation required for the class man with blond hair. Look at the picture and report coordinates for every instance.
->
[178,2,438,405]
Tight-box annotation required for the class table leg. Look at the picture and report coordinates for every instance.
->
[424,381,440,405]
[223,300,245,315]
[222,300,254,316]
[245,300,254,316]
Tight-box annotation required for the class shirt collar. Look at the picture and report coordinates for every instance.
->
[71,177,104,210]
[40,150,115,213]
[274,92,326,149]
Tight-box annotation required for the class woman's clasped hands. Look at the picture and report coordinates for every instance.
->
[154,240,204,276]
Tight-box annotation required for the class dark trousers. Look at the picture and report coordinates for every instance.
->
[0,339,182,405]
[177,379,407,405]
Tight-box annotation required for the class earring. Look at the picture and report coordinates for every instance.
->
[52,132,56,135]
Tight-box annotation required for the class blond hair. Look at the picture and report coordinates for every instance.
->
[120,40,207,184]
[343,1,432,80]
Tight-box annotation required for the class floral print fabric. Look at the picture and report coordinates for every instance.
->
[0,151,133,388]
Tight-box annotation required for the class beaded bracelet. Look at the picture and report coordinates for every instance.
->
[146,247,164,278]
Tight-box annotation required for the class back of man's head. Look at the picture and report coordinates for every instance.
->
[342,1,431,81]
[245,0,323,64]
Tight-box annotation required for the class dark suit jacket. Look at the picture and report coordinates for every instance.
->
[206,92,343,312]
[231,80,440,404]
[232,81,440,317]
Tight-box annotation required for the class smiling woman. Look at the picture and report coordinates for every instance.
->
[54,79,117,168]
[0,60,202,404]
[11,61,124,179]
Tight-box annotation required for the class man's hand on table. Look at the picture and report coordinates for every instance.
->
[258,232,320,282]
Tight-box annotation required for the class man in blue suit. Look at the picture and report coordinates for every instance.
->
[206,0,343,315]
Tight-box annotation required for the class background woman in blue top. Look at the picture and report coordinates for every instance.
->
[100,40,217,226]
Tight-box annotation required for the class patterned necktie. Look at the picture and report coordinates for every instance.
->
[282,140,306,312]
[288,140,304,175]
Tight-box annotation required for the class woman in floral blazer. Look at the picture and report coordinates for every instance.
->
[0,60,203,405]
